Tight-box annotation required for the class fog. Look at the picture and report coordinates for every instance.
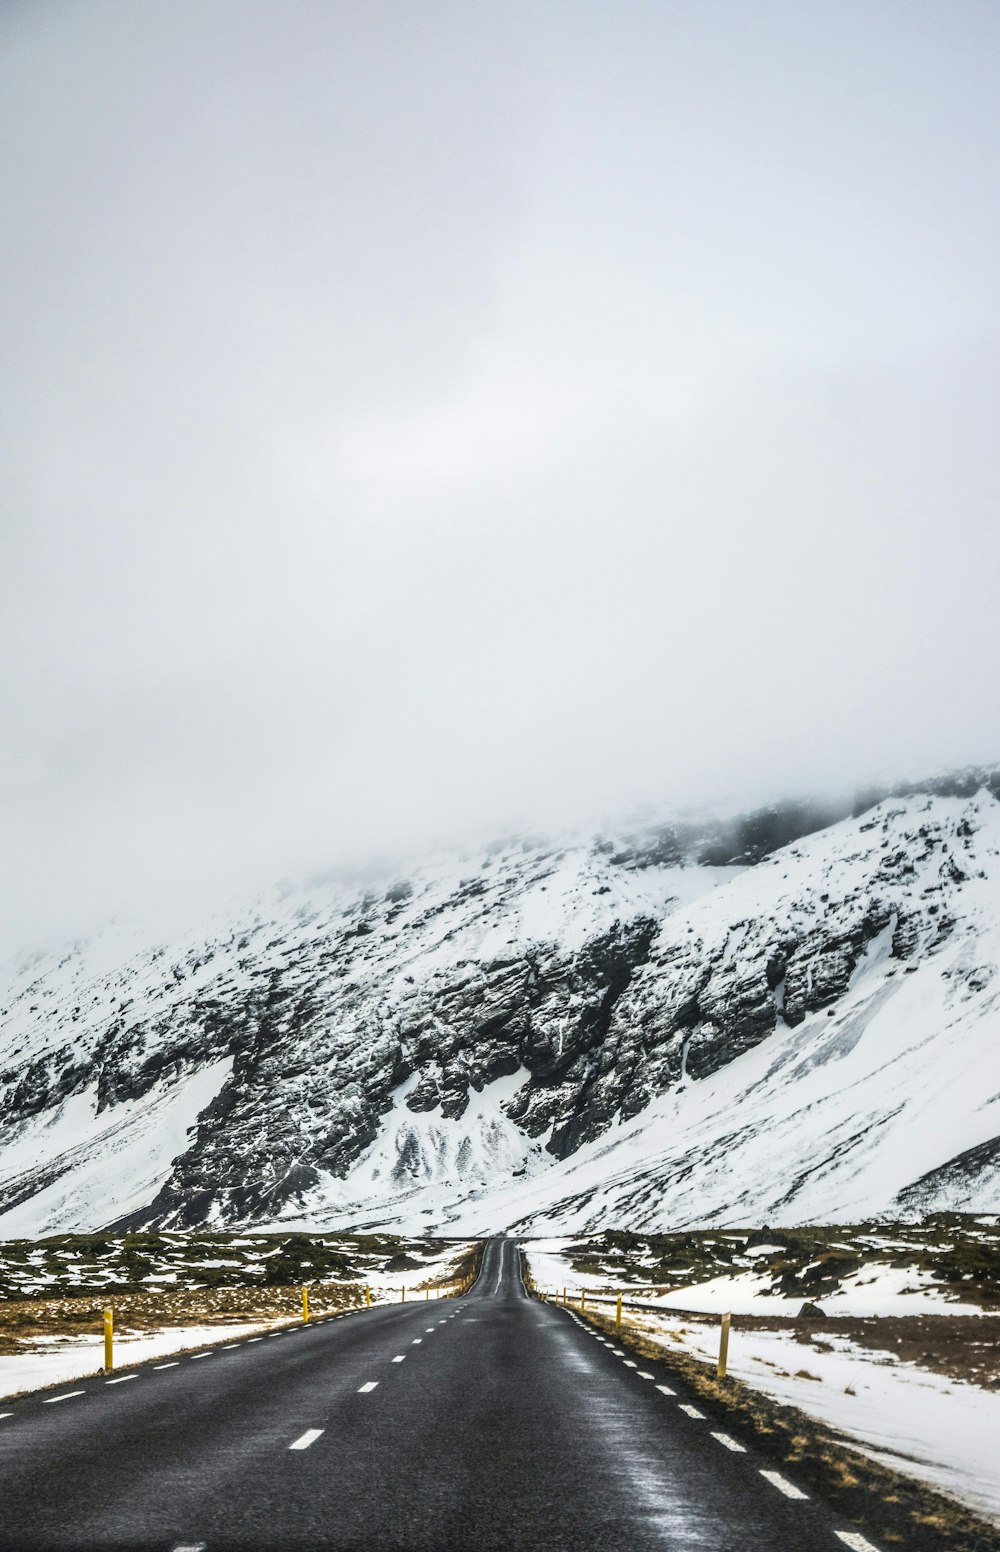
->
[2,0,999,954]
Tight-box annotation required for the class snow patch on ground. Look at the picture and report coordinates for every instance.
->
[0,1319,270,1401]
[641,1316,1000,1524]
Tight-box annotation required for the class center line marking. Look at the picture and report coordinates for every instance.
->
[411,1338,422,1345]
[153,1362,179,1370]
[391,1356,405,1363]
[289,1428,324,1450]
[358,1381,379,1393]
[105,1375,137,1385]
[43,1391,85,1404]
[760,1470,808,1500]
[680,1404,705,1418]
[425,1328,435,1333]
[711,1432,747,1453]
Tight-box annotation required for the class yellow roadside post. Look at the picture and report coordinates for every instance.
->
[365,1285,371,1307]
[426,1287,430,1301]
[616,1293,622,1329]
[302,1286,310,1322]
[401,1286,406,1303]
[103,1307,113,1372]
[580,1290,586,1313]
[562,1287,567,1306]
[717,1312,731,1378]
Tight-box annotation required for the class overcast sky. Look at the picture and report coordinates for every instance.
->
[2,0,999,952]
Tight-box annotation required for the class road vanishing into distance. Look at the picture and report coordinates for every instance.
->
[0,1238,877,1552]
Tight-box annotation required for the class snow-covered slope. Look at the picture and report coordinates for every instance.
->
[1,771,998,1235]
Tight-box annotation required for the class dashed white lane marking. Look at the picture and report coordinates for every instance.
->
[105,1375,137,1385]
[622,1360,638,1369]
[267,1332,282,1338]
[392,1356,405,1363]
[170,1542,206,1551]
[154,1362,179,1370]
[637,1371,655,1380]
[760,1470,808,1500]
[43,1391,85,1404]
[425,1328,435,1333]
[711,1432,747,1453]
[0,1412,13,1419]
[222,1344,240,1350]
[289,1428,324,1450]
[679,1404,705,1419]
[611,1347,625,1355]
[358,1382,379,1394]
[247,1337,264,1343]
[411,1338,422,1345]
[835,1535,880,1552]
[189,1352,211,1360]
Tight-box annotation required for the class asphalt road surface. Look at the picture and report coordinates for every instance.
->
[0,1238,879,1552]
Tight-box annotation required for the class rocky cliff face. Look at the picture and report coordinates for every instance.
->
[1,766,998,1236]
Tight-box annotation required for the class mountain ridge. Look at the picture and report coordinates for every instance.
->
[1,764,998,1236]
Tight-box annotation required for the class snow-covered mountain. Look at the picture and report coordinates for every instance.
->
[1,768,998,1237]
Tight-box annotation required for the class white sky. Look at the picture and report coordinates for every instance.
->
[2,0,999,952]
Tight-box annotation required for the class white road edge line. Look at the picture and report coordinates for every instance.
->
[289,1428,324,1450]
[358,1381,379,1394]
[42,1391,85,1404]
[835,1535,881,1552]
[760,1470,809,1500]
[105,1375,137,1385]
[711,1432,747,1453]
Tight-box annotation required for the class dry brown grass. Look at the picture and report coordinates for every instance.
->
[0,1281,369,1354]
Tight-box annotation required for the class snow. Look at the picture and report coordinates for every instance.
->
[0,1059,233,1236]
[277,1070,540,1234]
[522,1245,983,1316]
[638,1315,1000,1524]
[0,1320,274,1401]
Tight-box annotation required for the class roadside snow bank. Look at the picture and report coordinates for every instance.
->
[640,1316,1000,1523]
[0,1320,273,1400]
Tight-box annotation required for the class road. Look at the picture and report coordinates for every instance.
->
[0,1238,875,1552]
